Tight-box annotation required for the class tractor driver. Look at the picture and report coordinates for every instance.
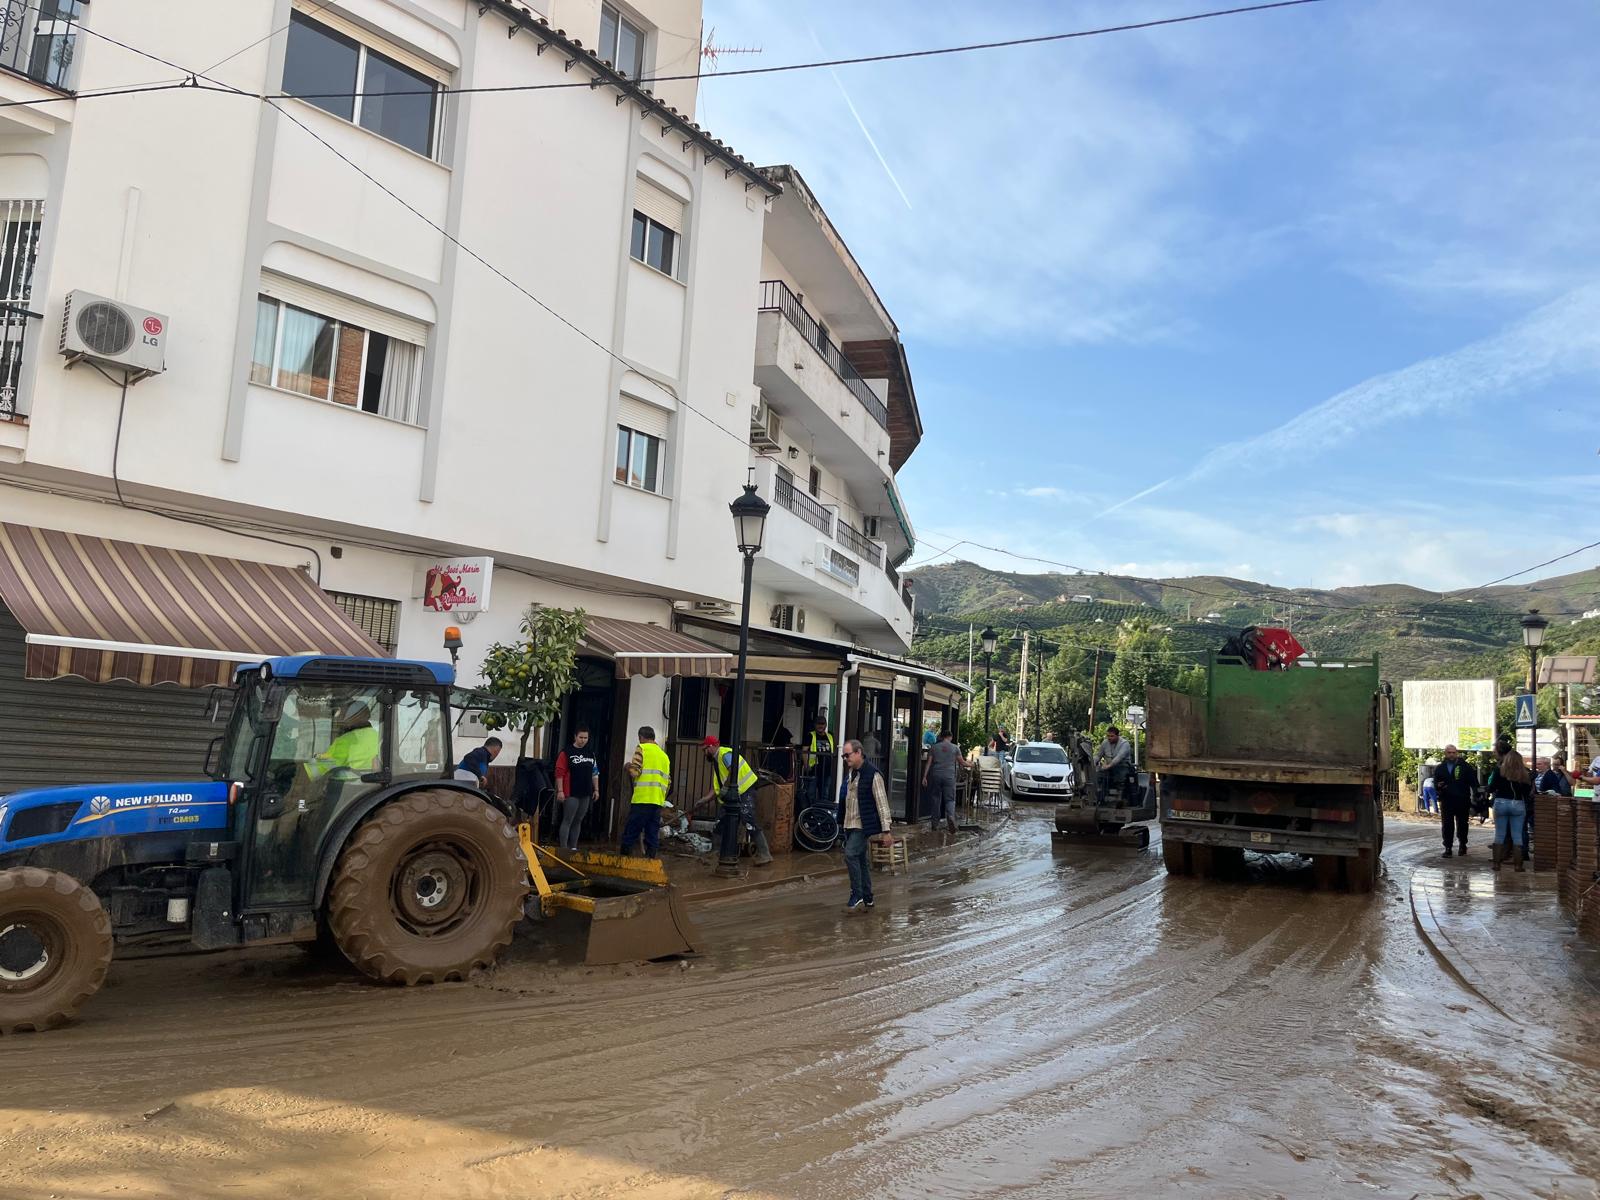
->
[1095,726,1133,802]
[305,699,381,781]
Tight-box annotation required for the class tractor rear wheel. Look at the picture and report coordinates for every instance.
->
[0,868,112,1034]
[327,790,528,985]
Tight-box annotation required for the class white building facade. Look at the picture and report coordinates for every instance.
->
[0,0,776,797]
[0,0,957,824]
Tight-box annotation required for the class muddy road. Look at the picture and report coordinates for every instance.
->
[2,814,1597,1199]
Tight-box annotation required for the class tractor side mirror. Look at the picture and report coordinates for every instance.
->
[205,689,224,723]
[203,736,222,779]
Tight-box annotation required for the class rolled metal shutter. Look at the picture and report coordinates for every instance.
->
[633,179,686,234]
[0,605,225,794]
[618,394,671,439]
[259,272,428,346]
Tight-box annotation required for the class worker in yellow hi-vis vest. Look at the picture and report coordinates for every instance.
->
[700,735,773,866]
[621,725,671,857]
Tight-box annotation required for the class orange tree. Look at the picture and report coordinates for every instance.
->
[478,605,588,759]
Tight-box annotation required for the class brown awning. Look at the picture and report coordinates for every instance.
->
[0,523,384,687]
[581,615,732,680]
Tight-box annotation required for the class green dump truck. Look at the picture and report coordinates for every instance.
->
[1147,653,1392,891]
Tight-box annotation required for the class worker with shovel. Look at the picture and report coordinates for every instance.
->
[701,736,773,866]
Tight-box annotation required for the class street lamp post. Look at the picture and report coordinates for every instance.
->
[1521,609,1549,758]
[717,476,770,878]
[980,625,998,744]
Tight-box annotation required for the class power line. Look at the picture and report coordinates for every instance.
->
[1463,539,1600,593]
[260,0,1329,104]
[198,0,342,76]
[0,0,1330,115]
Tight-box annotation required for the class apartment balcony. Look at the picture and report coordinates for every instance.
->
[754,280,895,503]
[0,0,80,135]
[751,459,911,652]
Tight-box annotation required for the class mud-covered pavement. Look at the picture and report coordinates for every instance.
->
[3,813,1598,1199]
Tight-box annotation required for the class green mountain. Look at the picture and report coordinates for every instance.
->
[907,562,1600,684]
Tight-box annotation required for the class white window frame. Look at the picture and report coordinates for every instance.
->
[614,424,666,495]
[630,211,678,278]
[600,3,647,78]
[285,11,446,161]
[251,295,426,425]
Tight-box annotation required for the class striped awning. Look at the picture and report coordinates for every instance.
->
[580,615,732,680]
[0,523,385,687]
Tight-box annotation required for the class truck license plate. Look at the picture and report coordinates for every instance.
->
[1169,810,1209,821]
[1250,831,1273,844]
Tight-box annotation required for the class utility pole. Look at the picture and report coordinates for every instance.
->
[1017,630,1030,742]
[1087,648,1103,730]
[966,623,974,717]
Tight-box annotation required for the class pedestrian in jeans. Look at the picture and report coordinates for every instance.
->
[922,728,961,834]
[1419,760,1439,814]
[1486,736,1532,872]
[1433,744,1478,858]
[838,739,893,912]
[620,726,670,857]
[554,727,600,853]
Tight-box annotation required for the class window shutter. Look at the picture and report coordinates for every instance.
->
[633,178,685,235]
[290,2,451,82]
[260,272,428,345]
[618,395,670,440]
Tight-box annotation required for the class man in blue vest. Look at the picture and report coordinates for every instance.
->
[838,738,893,912]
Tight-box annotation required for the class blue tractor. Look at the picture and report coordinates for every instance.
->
[0,655,533,1032]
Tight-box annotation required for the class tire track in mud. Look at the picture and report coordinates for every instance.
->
[8,818,1600,1200]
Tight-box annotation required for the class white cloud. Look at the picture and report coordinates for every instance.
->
[1099,285,1600,516]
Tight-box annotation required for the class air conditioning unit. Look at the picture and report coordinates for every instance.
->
[795,606,806,633]
[60,291,168,380]
[692,600,734,617]
[862,516,881,539]
[771,603,795,630]
[749,398,782,453]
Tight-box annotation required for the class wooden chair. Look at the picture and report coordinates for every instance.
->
[870,833,910,875]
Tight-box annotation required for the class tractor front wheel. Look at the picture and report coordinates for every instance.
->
[0,868,113,1034]
[327,791,529,986]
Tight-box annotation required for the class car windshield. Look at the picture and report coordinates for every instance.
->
[1017,745,1067,764]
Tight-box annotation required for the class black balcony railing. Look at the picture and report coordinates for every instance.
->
[0,303,37,419]
[900,583,914,613]
[836,521,882,569]
[773,474,833,536]
[758,279,889,431]
[0,0,82,92]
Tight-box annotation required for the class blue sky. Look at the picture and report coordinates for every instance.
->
[697,0,1600,591]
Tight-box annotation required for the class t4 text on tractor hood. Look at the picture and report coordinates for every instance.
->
[0,780,231,850]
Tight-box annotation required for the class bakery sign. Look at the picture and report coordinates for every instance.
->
[416,555,493,613]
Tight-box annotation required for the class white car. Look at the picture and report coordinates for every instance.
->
[1006,742,1075,801]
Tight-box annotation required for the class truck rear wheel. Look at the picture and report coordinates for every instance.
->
[327,790,529,986]
[1311,854,1340,890]
[1343,848,1377,893]
[1162,834,1187,875]
[0,868,113,1034]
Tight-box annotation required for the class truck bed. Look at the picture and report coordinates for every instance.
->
[1149,756,1369,787]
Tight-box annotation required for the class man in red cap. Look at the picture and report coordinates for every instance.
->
[699,736,772,866]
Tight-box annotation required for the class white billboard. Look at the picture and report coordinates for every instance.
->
[1402,679,1497,751]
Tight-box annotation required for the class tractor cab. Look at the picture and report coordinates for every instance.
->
[212,656,460,922]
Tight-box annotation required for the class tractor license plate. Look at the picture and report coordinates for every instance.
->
[1250,831,1273,844]
[1168,809,1209,821]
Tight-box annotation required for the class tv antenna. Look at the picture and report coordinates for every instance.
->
[700,27,762,73]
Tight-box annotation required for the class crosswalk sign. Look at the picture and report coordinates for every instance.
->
[1514,693,1536,729]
